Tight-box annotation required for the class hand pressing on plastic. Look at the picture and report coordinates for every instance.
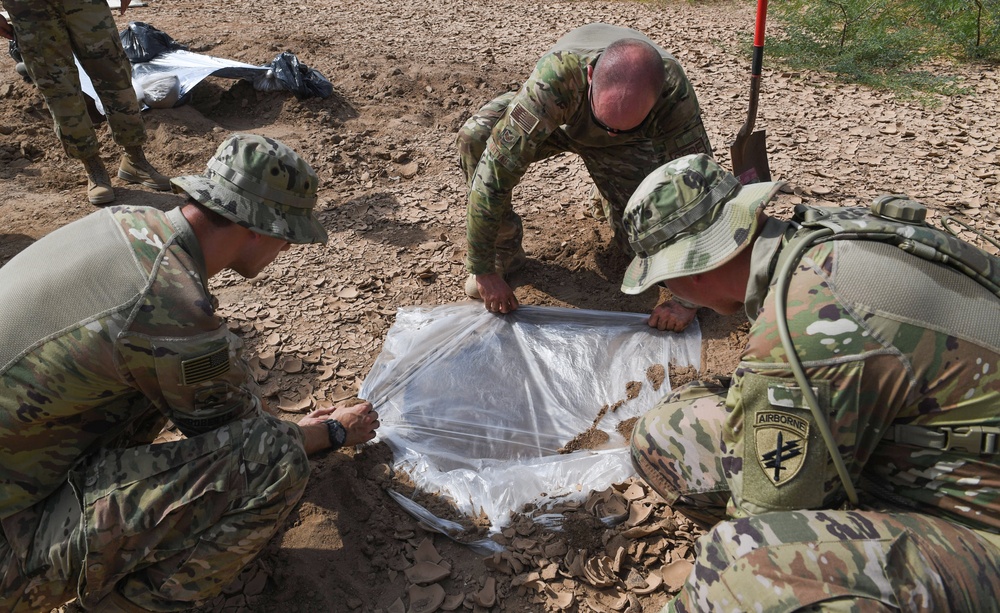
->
[647,300,698,332]
[298,400,379,455]
[475,272,519,314]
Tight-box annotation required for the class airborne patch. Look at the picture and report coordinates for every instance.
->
[754,410,809,486]
[181,345,230,385]
[509,103,540,134]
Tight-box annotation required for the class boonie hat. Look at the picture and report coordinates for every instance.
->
[171,133,328,244]
[621,153,783,294]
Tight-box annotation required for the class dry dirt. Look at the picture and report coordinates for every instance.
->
[2,0,998,611]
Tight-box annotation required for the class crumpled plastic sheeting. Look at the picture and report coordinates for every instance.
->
[78,22,331,113]
[359,303,701,532]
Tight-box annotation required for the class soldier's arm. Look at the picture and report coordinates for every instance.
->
[722,243,901,517]
[119,318,264,438]
[465,53,584,274]
[114,238,264,437]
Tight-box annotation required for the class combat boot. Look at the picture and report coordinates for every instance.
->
[464,247,527,299]
[586,185,608,221]
[14,62,31,83]
[82,155,115,206]
[119,146,171,191]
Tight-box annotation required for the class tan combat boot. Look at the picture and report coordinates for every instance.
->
[119,146,171,191]
[82,155,115,206]
[464,247,527,299]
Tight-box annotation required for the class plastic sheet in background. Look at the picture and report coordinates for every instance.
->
[359,303,701,538]
[73,22,332,113]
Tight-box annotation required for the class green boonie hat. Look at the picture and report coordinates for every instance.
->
[170,133,328,244]
[621,153,783,294]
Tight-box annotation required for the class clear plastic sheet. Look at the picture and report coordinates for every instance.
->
[359,303,701,532]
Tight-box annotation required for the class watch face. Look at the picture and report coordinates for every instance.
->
[327,420,347,447]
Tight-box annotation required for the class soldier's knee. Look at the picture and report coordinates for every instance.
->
[456,128,488,180]
[238,416,310,505]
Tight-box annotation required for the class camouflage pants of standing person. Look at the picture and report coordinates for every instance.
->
[0,415,309,612]
[456,92,711,254]
[1,0,146,160]
[631,382,1000,612]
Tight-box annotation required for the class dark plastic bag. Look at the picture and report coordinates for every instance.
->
[254,51,333,99]
[119,21,187,64]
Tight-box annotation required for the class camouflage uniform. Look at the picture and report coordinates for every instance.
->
[458,23,711,275]
[1,0,146,159]
[622,155,1000,610]
[0,134,327,612]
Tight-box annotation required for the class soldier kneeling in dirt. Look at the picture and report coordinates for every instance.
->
[458,23,711,332]
[623,153,1000,610]
[0,133,380,612]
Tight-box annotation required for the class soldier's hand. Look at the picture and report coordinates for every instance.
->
[298,400,379,454]
[0,16,14,41]
[476,272,519,314]
[648,300,698,332]
[330,401,380,446]
[119,0,132,15]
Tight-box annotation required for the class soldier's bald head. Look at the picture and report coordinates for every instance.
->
[590,38,665,133]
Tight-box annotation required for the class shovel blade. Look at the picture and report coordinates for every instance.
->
[730,129,771,184]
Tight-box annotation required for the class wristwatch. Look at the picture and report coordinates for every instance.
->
[325,419,347,450]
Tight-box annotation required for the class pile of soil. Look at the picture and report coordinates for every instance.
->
[2,0,996,611]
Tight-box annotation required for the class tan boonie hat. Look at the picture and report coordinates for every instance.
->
[171,133,328,244]
[621,153,783,294]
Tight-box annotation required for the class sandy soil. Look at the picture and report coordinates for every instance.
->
[2,0,998,611]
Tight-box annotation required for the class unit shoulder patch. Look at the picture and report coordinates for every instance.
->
[754,410,809,486]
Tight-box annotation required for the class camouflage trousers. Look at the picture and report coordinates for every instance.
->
[0,415,309,612]
[632,382,1000,611]
[2,0,146,159]
[456,91,711,254]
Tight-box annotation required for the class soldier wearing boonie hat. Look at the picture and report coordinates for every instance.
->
[0,133,380,612]
[620,152,782,295]
[623,153,1000,610]
[171,133,328,244]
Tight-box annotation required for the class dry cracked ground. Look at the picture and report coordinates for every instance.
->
[1,0,998,611]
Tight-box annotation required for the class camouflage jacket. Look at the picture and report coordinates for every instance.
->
[466,23,703,273]
[723,216,1000,535]
[0,206,262,519]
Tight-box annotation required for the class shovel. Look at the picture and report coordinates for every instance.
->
[731,0,772,184]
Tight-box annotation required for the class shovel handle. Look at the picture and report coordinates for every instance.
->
[737,0,768,140]
[751,0,768,78]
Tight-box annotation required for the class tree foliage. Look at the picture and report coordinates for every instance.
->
[768,0,999,94]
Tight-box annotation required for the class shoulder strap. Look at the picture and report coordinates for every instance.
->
[789,196,1000,298]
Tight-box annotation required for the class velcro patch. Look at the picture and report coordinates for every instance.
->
[498,126,519,148]
[509,103,539,134]
[181,345,230,385]
[754,411,809,486]
[193,384,231,410]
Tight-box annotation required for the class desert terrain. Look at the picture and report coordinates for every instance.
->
[1,0,997,611]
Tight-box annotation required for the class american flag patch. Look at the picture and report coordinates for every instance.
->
[509,103,539,134]
[181,346,231,385]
